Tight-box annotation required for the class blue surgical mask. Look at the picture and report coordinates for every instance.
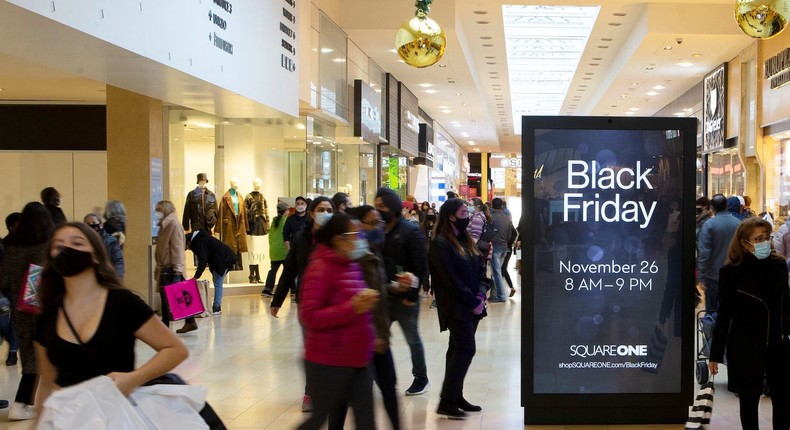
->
[468,206,475,214]
[366,227,385,246]
[751,241,771,260]
[314,212,333,227]
[348,238,370,260]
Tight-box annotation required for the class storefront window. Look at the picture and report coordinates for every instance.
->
[381,149,409,199]
[766,136,790,222]
[357,144,377,206]
[707,150,744,197]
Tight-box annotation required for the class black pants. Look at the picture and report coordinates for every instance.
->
[440,317,480,404]
[159,270,195,326]
[263,260,284,293]
[331,349,400,430]
[739,393,790,430]
[299,360,375,430]
[16,373,36,404]
[501,251,513,289]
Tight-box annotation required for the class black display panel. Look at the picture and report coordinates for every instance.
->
[522,116,696,424]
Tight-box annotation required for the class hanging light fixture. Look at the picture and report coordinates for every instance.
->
[395,0,447,68]
[734,0,789,39]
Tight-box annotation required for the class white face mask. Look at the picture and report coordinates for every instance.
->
[314,212,333,227]
[296,203,307,213]
[154,211,164,221]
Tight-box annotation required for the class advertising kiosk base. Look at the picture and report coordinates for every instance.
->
[524,407,688,425]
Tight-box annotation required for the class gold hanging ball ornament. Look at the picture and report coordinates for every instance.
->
[735,0,790,39]
[395,8,446,68]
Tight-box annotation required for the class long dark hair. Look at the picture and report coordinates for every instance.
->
[347,205,376,222]
[272,204,287,229]
[307,196,335,227]
[39,223,124,311]
[435,198,479,256]
[314,213,354,247]
[5,202,55,247]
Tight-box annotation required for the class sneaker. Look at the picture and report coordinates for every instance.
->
[301,395,313,412]
[0,400,8,409]
[6,351,18,366]
[510,287,517,297]
[261,290,273,298]
[212,305,221,315]
[405,377,430,396]
[8,402,36,421]
[458,397,482,412]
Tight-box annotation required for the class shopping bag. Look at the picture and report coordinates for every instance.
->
[684,381,714,429]
[195,280,212,318]
[17,264,43,314]
[162,278,205,321]
[643,322,668,373]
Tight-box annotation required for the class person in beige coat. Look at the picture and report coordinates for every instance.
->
[154,201,196,333]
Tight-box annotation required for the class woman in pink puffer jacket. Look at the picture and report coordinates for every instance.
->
[297,213,380,430]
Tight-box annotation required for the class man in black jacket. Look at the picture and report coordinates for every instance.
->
[375,187,430,396]
[187,230,237,317]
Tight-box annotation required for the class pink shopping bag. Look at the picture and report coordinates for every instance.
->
[162,278,205,320]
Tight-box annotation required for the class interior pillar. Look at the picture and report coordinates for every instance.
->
[106,85,163,301]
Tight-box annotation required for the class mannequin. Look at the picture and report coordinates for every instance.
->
[182,173,218,233]
[218,178,248,272]
[245,178,269,283]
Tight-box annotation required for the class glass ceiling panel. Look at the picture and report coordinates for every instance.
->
[503,4,600,134]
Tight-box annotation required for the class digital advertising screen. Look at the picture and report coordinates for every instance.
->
[522,116,696,424]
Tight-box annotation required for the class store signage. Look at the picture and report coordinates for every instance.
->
[417,123,435,166]
[354,80,381,144]
[500,157,522,168]
[703,63,727,153]
[765,47,790,89]
[398,82,419,157]
[522,116,696,424]
[7,0,299,116]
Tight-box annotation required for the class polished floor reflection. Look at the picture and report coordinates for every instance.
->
[0,272,778,429]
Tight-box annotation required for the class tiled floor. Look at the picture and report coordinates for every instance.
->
[0,271,781,429]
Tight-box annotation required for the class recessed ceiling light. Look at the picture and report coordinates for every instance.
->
[663,46,673,51]
[438,64,447,68]
[692,53,703,57]
[486,62,496,65]
[631,82,639,86]
[629,107,639,111]
[482,44,493,47]
[461,102,467,106]
[673,112,685,116]
[418,83,433,88]
[321,48,334,53]
[424,89,438,94]
[608,22,621,26]
[456,93,463,96]
[613,12,627,16]
[438,105,448,109]
[601,38,613,42]
[389,49,397,54]
[485,56,495,59]
[625,111,635,115]
[473,10,487,14]
[597,46,609,49]
[653,85,665,90]
[488,71,498,74]
[442,109,452,113]
[646,91,658,96]
[589,63,599,66]
[481,36,492,40]
[585,73,594,76]
[453,123,463,127]
[468,141,475,145]
[476,20,490,24]
[582,77,592,80]
[677,62,693,67]
[592,57,603,61]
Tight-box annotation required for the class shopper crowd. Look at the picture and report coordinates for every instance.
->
[0,186,519,426]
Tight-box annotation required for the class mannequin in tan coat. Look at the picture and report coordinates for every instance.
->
[218,179,249,271]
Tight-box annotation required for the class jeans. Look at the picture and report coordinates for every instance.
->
[388,298,427,379]
[299,360,375,430]
[491,247,508,300]
[703,277,719,313]
[263,260,284,293]
[0,313,19,352]
[212,270,226,308]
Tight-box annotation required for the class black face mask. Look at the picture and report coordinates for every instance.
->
[696,207,703,215]
[426,214,436,221]
[88,223,102,233]
[452,217,470,231]
[380,210,394,223]
[51,247,94,277]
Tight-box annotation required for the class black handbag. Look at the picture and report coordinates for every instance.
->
[143,374,226,430]
[477,221,498,252]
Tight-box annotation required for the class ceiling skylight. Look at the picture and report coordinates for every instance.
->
[503,5,600,134]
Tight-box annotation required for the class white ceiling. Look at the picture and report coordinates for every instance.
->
[0,0,758,155]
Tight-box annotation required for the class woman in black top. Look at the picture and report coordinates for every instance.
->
[428,198,488,419]
[421,207,437,301]
[34,223,188,414]
[709,217,790,430]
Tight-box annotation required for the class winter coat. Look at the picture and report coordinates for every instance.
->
[100,231,124,279]
[218,190,249,253]
[45,205,67,227]
[267,216,288,262]
[429,235,487,332]
[710,254,790,395]
[381,218,427,303]
[357,251,390,347]
[490,210,514,249]
[155,213,186,276]
[299,244,375,368]
[697,211,741,281]
[282,212,309,244]
[466,211,487,241]
[773,220,790,261]
[188,231,237,278]
[0,242,47,373]
[182,187,218,233]
[245,191,269,236]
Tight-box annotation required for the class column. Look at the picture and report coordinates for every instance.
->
[106,85,163,300]
[481,153,489,202]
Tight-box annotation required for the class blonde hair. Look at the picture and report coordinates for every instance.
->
[725,217,777,266]
[156,200,176,217]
